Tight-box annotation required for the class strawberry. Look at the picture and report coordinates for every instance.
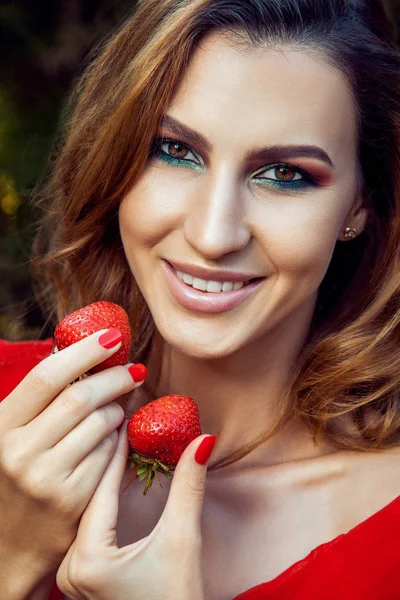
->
[54,301,132,374]
[127,394,202,495]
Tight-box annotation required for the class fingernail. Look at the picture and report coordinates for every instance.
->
[195,435,217,465]
[128,363,148,383]
[98,328,123,349]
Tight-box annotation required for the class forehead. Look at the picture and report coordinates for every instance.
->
[168,31,358,167]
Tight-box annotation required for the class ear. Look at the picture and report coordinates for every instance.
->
[337,192,368,241]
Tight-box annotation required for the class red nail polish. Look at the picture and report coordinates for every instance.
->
[195,435,217,465]
[98,328,122,349]
[128,363,148,383]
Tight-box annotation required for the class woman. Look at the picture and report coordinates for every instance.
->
[1,0,400,598]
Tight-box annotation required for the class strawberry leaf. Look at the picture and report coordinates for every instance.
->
[136,465,148,476]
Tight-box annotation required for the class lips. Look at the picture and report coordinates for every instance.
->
[161,259,265,314]
[166,259,263,283]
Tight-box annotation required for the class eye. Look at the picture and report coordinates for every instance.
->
[150,138,317,189]
[257,164,303,182]
[154,138,200,164]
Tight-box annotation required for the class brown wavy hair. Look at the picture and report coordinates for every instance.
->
[30,0,400,471]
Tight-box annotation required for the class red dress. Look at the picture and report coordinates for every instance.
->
[1,338,400,600]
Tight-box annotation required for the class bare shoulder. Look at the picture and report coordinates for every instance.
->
[332,445,400,530]
[346,444,400,486]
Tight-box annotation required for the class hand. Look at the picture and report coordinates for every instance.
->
[56,421,217,600]
[0,329,145,579]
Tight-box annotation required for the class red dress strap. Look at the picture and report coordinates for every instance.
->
[233,494,400,599]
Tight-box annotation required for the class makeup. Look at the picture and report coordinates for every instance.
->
[150,136,331,190]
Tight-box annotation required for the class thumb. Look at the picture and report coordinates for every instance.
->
[160,434,217,537]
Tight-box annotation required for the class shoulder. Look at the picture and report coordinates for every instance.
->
[0,338,53,401]
[336,447,400,531]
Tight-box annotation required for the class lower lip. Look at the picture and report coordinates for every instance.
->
[161,259,265,314]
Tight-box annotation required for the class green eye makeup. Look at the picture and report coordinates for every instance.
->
[150,137,319,190]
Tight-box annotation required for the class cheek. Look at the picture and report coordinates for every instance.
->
[257,197,346,282]
[119,172,186,246]
[271,234,335,283]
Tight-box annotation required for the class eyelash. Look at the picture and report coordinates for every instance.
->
[150,137,318,190]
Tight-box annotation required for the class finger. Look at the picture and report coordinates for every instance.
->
[160,434,217,539]
[56,539,86,600]
[0,328,124,428]
[64,430,120,507]
[51,402,125,474]
[24,363,144,451]
[120,459,140,497]
[76,418,130,547]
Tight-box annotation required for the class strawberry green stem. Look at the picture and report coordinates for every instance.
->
[127,452,175,495]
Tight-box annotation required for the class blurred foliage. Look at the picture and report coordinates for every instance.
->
[0,0,138,340]
[0,0,399,340]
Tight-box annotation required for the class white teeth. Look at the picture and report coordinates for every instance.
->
[207,280,223,293]
[222,282,234,292]
[175,269,245,292]
[192,277,208,291]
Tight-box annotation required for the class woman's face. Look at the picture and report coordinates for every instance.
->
[119,32,366,359]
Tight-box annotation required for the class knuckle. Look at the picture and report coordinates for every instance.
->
[57,559,88,593]
[108,400,125,421]
[63,381,93,413]
[93,407,113,431]
[0,448,23,480]
[99,430,118,450]
[67,557,99,592]
[20,465,53,502]
[182,472,206,495]
[0,433,27,479]
[96,403,123,429]
[55,570,72,597]
[0,438,63,506]
[16,455,61,504]
[28,362,51,392]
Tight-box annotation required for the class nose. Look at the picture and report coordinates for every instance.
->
[183,167,251,259]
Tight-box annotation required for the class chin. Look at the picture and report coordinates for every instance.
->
[157,322,247,360]
[176,344,236,360]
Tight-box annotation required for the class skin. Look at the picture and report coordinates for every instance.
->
[62,32,400,600]
[118,31,368,471]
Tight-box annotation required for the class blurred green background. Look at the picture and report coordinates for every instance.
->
[0,0,399,341]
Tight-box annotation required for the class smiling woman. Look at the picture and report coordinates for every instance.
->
[2,1,400,599]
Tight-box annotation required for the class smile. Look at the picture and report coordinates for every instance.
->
[161,259,265,314]
[175,270,250,293]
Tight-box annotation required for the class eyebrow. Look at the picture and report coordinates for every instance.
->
[160,114,334,168]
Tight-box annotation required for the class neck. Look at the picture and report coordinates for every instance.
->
[140,298,337,474]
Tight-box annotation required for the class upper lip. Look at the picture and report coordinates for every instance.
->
[165,259,264,282]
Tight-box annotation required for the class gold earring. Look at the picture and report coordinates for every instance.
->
[344,227,357,239]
